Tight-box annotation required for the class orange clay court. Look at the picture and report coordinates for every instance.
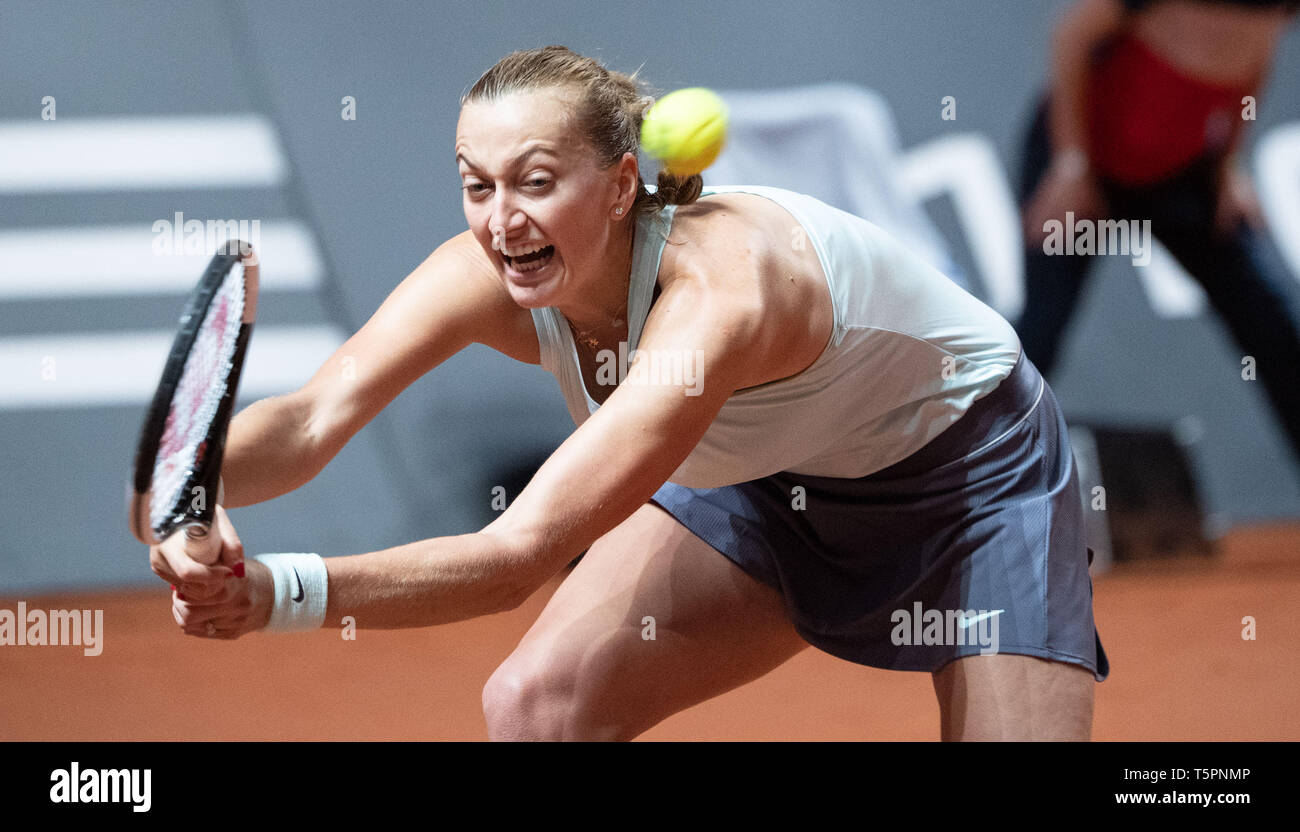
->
[2,522,1295,741]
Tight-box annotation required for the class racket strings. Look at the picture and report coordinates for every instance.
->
[150,266,245,530]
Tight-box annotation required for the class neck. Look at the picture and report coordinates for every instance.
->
[559,216,637,337]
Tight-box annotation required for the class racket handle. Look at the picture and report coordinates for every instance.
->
[180,521,222,566]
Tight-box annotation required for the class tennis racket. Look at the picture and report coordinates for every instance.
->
[127,242,260,564]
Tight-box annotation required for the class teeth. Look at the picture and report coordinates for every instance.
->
[503,243,549,258]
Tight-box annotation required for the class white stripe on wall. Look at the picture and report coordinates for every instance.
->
[0,115,286,193]
[0,326,346,409]
[0,220,323,298]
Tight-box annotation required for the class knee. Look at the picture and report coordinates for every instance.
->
[482,654,624,742]
[481,657,556,741]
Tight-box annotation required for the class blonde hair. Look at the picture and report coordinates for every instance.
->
[460,45,703,215]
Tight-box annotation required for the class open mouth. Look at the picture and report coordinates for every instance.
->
[504,245,555,273]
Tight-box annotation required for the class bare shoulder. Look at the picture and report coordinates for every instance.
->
[437,230,539,364]
[655,193,833,386]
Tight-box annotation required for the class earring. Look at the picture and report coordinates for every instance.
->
[615,207,623,215]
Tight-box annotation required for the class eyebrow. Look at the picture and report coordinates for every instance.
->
[456,143,558,172]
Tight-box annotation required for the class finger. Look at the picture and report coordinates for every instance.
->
[177,575,241,607]
[157,572,216,604]
[171,594,229,634]
[174,596,228,629]
[150,547,181,586]
[183,623,244,640]
[175,558,242,600]
[163,543,226,585]
[183,523,222,567]
[182,611,248,639]
[182,619,221,636]
[208,610,253,639]
[213,506,246,577]
[204,611,250,632]
[177,579,245,615]
[211,620,249,639]
[170,569,225,600]
[182,622,224,638]
[173,577,253,634]
[174,581,222,602]
[162,532,233,591]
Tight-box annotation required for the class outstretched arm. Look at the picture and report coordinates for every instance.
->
[219,231,530,508]
[154,231,526,608]
[319,266,772,628]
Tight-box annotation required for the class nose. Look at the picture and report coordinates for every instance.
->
[488,192,527,252]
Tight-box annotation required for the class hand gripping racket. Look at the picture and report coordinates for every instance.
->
[128,242,259,564]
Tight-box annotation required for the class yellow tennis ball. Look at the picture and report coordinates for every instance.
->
[640,87,728,177]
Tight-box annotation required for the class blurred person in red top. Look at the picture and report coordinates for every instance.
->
[1015,0,1300,465]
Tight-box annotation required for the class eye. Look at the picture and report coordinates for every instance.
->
[462,182,490,195]
[526,177,551,189]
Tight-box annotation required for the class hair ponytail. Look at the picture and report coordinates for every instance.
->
[640,171,704,212]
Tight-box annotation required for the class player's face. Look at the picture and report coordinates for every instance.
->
[456,88,627,309]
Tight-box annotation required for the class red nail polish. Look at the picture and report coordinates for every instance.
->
[233,562,245,578]
[170,585,176,592]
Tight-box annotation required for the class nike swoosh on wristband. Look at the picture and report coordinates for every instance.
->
[290,567,304,603]
[956,610,1003,629]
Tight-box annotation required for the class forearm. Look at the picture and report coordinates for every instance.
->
[1047,21,1101,159]
[220,392,322,508]
[321,530,550,629]
[1216,71,1264,181]
[1047,1,1125,161]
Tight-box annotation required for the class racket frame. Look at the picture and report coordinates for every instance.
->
[128,243,260,546]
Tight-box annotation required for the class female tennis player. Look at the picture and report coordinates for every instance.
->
[149,45,1107,741]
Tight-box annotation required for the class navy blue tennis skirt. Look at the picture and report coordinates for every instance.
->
[650,352,1109,681]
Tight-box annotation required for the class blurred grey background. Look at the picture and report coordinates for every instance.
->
[3,0,1298,593]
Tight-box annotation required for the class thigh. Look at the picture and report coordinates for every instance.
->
[1156,225,1300,368]
[1158,223,1276,303]
[932,654,1094,741]
[1017,246,1095,375]
[1016,94,1051,203]
[496,501,807,740]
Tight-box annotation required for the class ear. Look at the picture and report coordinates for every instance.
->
[611,151,640,217]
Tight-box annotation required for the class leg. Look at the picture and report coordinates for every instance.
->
[932,654,1095,741]
[482,502,807,741]
[1156,221,1300,464]
[1017,247,1096,376]
[1014,96,1097,376]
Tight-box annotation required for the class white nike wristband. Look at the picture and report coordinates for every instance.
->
[251,552,328,633]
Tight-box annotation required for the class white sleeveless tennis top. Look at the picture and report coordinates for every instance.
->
[530,185,1022,488]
